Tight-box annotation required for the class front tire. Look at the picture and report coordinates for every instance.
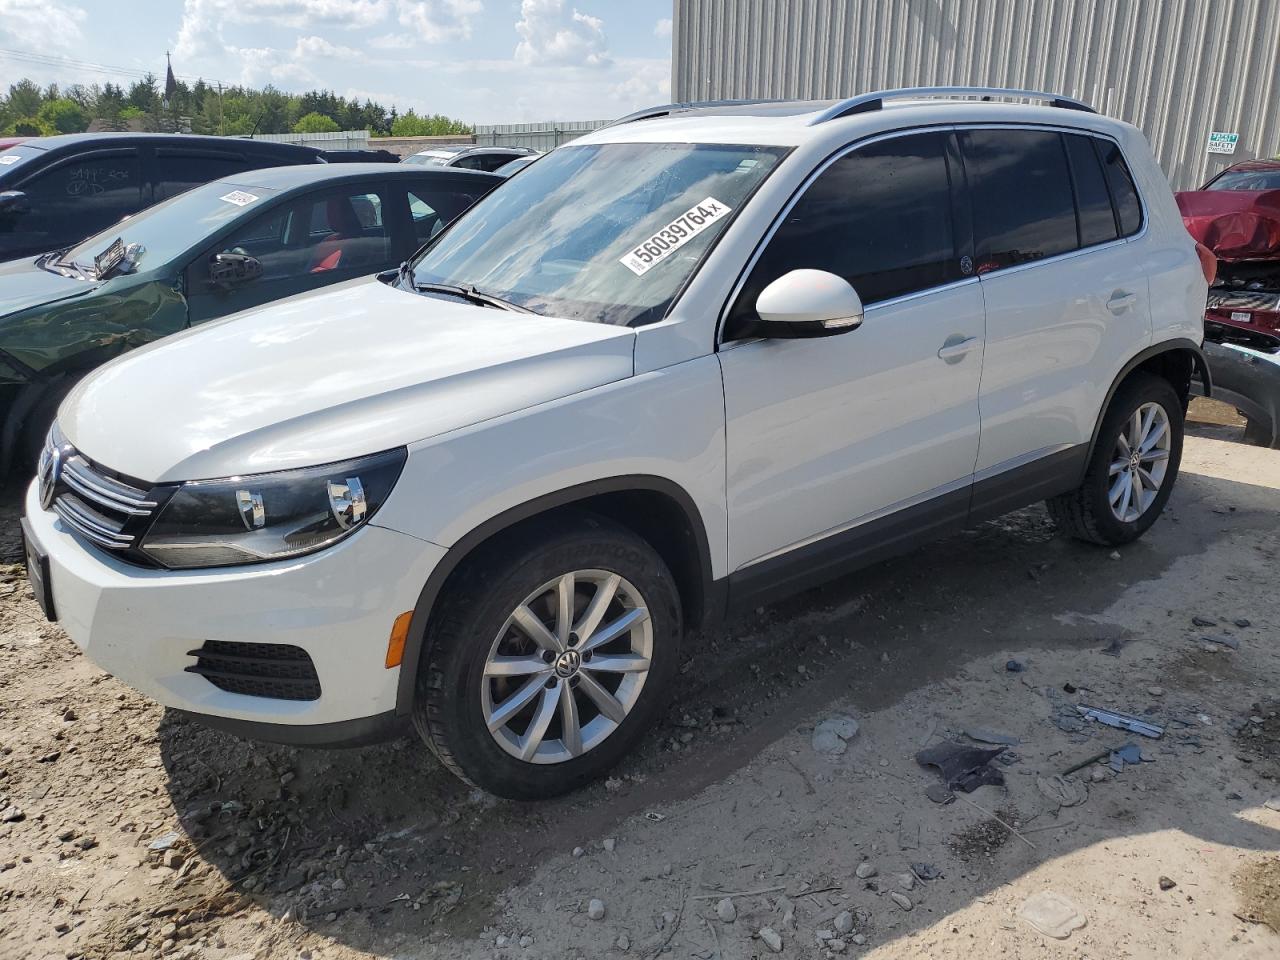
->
[412,514,682,799]
[1047,372,1184,546]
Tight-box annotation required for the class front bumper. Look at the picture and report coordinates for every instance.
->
[23,481,445,737]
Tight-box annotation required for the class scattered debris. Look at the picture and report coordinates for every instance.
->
[1201,633,1240,650]
[811,714,860,756]
[1108,742,1144,773]
[833,910,854,934]
[894,872,916,891]
[1148,686,1166,698]
[587,898,605,920]
[889,892,913,910]
[1235,618,1252,628]
[1100,638,1126,657]
[911,863,942,882]
[1018,891,1087,939]
[1005,659,1025,673]
[924,783,956,804]
[915,741,1006,794]
[963,726,1020,746]
[602,838,616,852]
[715,898,735,923]
[1037,775,1088,807]
[855,862,877,880]
[1192,615,1217,627]
[0,805,24,823]
[147,831,181,851]
[643,811,667,823]
[1159,876,1177,891]
[1077,705,1164,739]
[758,926,783,952]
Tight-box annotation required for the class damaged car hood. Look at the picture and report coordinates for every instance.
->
[1176,189,1280,261]
[61,277,636,483]
[0,257,99,319]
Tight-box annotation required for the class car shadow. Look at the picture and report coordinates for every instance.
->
[148,450,1280,955]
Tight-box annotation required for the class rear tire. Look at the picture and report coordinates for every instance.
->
[1046,372,1183,546]
[412,513,682,799]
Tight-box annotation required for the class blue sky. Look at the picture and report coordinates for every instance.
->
[0,0,675,123]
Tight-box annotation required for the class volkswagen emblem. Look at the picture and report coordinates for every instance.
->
[38,444,63,511]
[553,649,582,679]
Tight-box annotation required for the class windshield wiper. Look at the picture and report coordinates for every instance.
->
[411,280,532,314]
[40,249,94,281]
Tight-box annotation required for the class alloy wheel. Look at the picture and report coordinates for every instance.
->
[1108,401,1172,523]
[481,570,652,764]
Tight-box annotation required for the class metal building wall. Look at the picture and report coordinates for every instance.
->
[672,0,1280,188]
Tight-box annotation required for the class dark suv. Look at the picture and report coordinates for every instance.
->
[0,134,326,263]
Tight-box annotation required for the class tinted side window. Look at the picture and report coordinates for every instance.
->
[20,151,142,242]
[732,131,958,322]
[1064,134,1118,247]
[154,151,251,201]
[1098,140,1143,236]
[962,129,1077,272]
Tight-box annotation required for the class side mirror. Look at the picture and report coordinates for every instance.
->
[0,190,30,219]
[753,269,864,338]
[208,251,262,288]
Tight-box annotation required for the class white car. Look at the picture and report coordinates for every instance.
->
[22,87,1211,798]
[401,145,538,173]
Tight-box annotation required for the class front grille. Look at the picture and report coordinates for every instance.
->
[1207,290,1280,312]
[41,432,158,552]
[186,640,322,701]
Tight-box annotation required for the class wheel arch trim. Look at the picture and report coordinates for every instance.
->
[393,474,717,716]
[1082,338,1209,481]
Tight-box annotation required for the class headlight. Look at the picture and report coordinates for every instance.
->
[138,448,406,569]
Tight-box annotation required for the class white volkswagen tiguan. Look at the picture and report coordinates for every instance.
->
[23,88,1212,798]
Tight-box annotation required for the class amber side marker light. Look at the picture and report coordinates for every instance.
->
[385,611,414,668]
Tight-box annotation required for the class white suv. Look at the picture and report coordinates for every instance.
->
[22,88,1211,798]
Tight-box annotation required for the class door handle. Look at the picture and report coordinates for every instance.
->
[1107,291,1138,313]
[937,336,980,363]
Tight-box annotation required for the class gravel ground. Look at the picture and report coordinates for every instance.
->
[1,431,1278,960]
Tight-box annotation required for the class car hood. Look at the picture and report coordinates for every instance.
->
[62,277,636,483]
[1176,189,1280,261]
[0,257,99,319]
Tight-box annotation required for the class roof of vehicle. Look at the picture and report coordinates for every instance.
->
[411,145,537,158]
[12,133,323,157]
[218,162,503,191]
[1217,158,1280,174]
[579,87,1122,149]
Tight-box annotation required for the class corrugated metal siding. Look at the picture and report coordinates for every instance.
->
[673,0,1280,188]
[474,120,610,152]
[253,130,371,151]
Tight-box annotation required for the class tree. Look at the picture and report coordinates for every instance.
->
[390,110,472,137]
[5,116,55,137]
[6,79,42,118]
[37,98,90,134]
[293,111,340,133]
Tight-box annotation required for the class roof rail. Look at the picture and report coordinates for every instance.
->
[808,86,1095,124]
[604,98,795,128]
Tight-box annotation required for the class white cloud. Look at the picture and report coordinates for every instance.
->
[654,17,672,39]
[369,32,415,50]
[0,0,85,50]
[514,0,610,68]
[175,0,391,58]
[293,35,362,60]
[396,0,483,43]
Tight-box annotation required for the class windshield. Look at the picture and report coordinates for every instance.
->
[410,141,788,326]
[58,179,278,274]
[1207,169,1280,191]
[404,152,452,167]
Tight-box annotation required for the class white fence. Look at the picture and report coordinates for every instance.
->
[474,121,609,152]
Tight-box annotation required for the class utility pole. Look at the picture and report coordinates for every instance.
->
[218,81,224,136]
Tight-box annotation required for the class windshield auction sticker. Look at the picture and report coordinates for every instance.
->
[619,198,732,276]
[0,155,21,165]
[219,190,259,206]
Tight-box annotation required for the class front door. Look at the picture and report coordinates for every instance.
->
[185,185,394,324]
[719,130,985,594]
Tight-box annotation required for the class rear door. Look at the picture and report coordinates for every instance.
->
[148,147,253,203]
[962,127,1151,499]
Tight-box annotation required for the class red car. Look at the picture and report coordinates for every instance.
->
[1178,158,1280,350]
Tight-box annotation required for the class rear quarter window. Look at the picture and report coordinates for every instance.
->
[1097,140,1143,236]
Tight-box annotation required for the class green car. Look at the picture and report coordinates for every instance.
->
[0,163,501,474]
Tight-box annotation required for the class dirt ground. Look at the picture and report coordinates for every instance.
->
[1,417,1278,960]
